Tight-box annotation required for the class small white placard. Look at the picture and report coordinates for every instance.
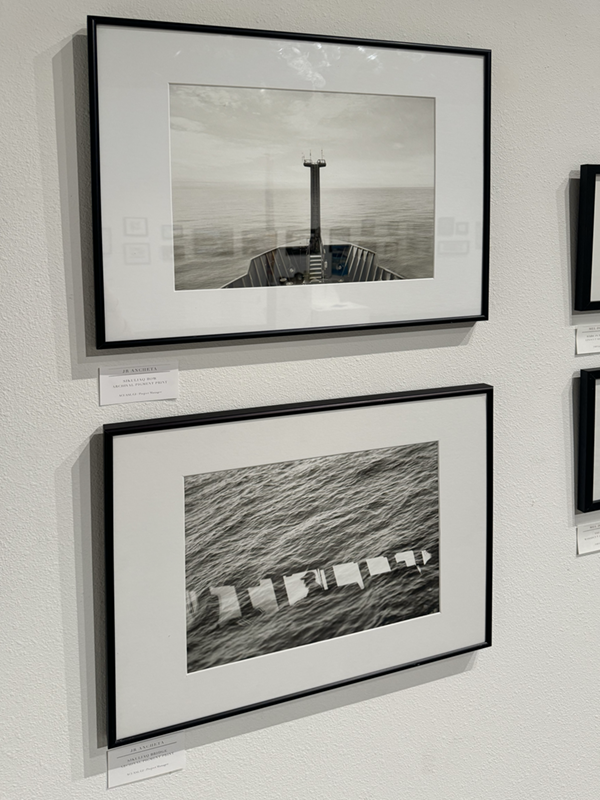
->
[577,521,600,555]
[576,324,600,354]
[99,361,178,406]
[107,733,185,788]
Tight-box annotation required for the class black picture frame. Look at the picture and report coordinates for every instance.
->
[88,16,491,348]
[575,165,600,311]
[577,368,600,511]
[104,384,493,747]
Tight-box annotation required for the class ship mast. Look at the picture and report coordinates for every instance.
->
[303,153,326,255]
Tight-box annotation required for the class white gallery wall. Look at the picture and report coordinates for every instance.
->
[2,0,600,797]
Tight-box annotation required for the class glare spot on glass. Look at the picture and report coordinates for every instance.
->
[277,43,327,89]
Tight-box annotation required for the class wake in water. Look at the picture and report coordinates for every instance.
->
[185,442,439,673]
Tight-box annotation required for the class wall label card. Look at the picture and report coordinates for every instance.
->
[577,521,600,555]
[99,361,178,406]
[575,324,600,354]
[107,733,185,788]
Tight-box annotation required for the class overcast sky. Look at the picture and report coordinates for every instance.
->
[169,84,434,190]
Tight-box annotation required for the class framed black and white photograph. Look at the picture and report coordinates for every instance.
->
[105,384,493,746]
[575,165,600,311]
[577,368,600,511]
[89,16,491,347]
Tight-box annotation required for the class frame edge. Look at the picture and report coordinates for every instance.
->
[577,369,600,512]
[575,165,600,311]
[87,16,109,348]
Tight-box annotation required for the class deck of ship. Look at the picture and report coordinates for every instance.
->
[222,242,404,289]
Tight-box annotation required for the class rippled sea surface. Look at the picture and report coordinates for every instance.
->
[185,441,439,673]
[173,185,434,290]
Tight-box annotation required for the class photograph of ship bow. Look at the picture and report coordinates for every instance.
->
[169,84,435,292]
[223,154,406,289]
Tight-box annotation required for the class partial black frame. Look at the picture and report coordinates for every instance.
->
[88,16,492,349]
[104,384,493,747]
[577,369,600,511]
[575,165,600,311]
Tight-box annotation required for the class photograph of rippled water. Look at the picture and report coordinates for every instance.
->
[169,84,434,291]
[185,441,439,673]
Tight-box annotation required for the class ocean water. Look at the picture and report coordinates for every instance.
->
[173,184,434,290]
[185,441,439,673]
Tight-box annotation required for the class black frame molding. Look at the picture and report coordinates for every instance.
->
[88,15,491,349]
[575,164,600,311]
[578,369,600,511]
[104,383,493,747]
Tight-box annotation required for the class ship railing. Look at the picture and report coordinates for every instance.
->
[222,242,405,288]
[344,244,404,282]
[223,245,308,288]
